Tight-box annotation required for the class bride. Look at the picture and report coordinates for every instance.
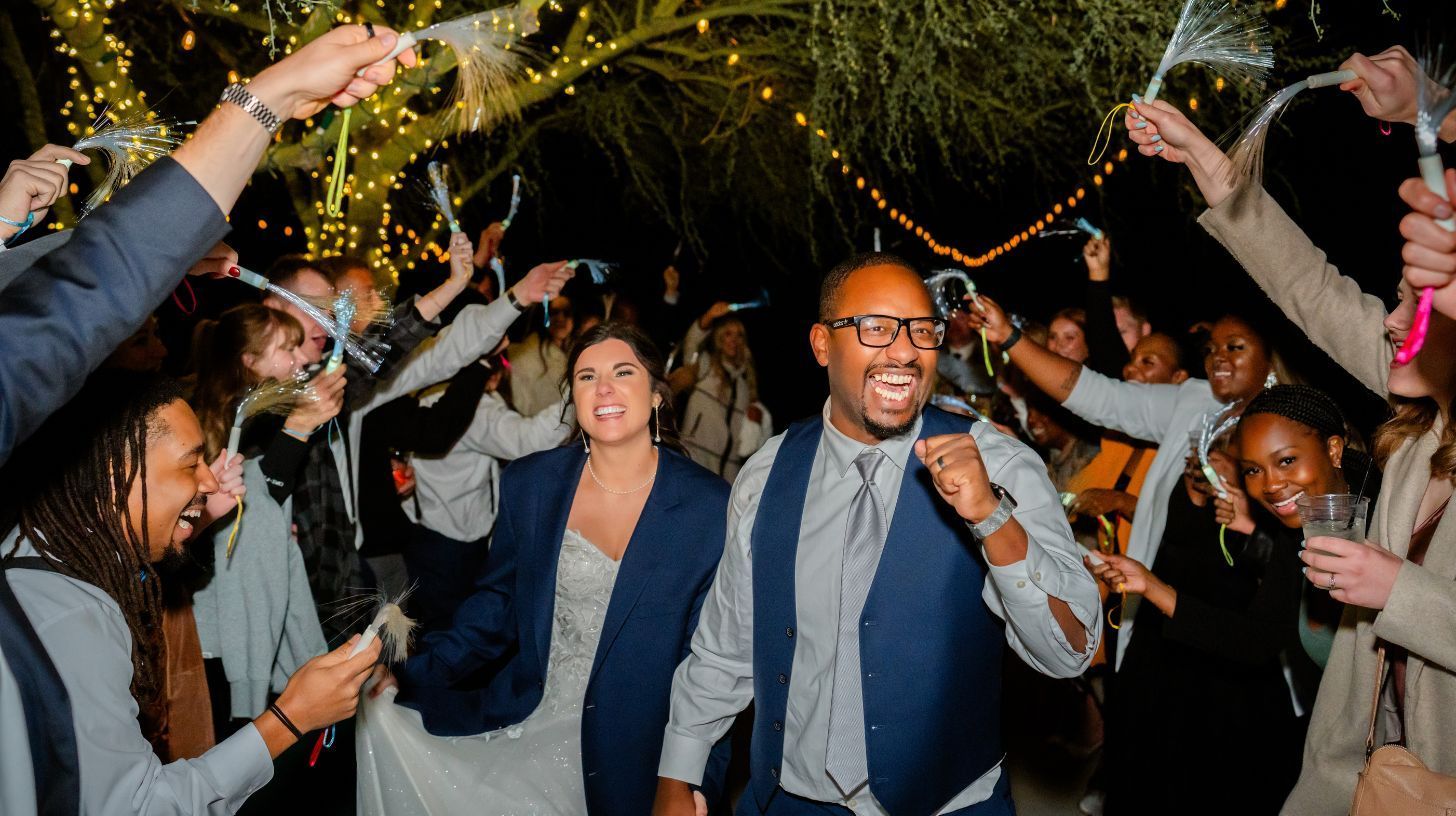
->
[358,323,732,815]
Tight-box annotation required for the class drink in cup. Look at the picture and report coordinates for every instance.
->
[1296,494,1369,555]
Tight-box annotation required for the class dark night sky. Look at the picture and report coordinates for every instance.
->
[6,2,1452,438]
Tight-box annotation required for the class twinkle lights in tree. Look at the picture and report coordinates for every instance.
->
[27,0,1317,275]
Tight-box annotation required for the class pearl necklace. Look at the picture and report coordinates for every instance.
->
[586,453,657,495]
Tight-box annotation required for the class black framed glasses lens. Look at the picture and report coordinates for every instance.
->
[855,316,945,349]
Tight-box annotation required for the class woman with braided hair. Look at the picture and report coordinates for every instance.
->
[1097,386,1375,790]
[0,372,381,815]
[1227,386,1375,692]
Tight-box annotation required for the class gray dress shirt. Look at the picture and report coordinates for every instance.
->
[410,391,573,543]
[659,402,1100,814]
[0,531,273,816]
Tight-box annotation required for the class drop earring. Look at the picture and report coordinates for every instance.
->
[582,429,590,455]
[1264,371,1278,390]
[653,402,662,444]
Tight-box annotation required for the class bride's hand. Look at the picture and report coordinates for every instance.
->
[694,791,708,816]
[367,664,398,699]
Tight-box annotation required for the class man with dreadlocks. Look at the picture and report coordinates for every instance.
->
[0,373,381,815]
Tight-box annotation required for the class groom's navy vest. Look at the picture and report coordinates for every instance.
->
[748,408,1005,815]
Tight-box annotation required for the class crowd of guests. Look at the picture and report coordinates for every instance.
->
[1,25,1456,816]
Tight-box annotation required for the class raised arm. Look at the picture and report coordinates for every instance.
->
[0,160,229,463]
[460,397,572,462]
[363,261,573,409]
[1123,98,1392,396]
[966,294,1082,402]
[0,26,415,464]
[967,294,1190,442]
[172,26,415,214]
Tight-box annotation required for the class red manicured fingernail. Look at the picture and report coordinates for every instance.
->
[228,266,240,277]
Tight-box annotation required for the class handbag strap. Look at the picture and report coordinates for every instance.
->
[1366,645,1388,760]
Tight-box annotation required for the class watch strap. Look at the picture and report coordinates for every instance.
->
[220,83,284,136]
[969,487,1015,540]
[1000,324,1023,352]
[505,287,526,312]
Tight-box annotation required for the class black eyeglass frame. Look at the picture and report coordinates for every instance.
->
[824,314,947,350]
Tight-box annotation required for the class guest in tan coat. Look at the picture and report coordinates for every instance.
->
[1124,64,1456,814]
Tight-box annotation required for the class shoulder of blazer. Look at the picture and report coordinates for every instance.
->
[500,446,581,502]
[661,447,730,508]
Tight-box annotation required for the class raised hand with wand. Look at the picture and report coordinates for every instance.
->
[0,144,88,245]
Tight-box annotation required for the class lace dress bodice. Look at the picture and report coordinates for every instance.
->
[533,528,620,718]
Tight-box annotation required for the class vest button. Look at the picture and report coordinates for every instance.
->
[773,720,783,732]
[786,626,795,638]
[777,673,787,684]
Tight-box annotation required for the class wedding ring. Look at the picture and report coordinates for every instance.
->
[936,456,945,470]
[1325,574,1337,591]
[364,21,376,38]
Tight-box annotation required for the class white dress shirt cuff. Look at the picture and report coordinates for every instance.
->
[204,723,275,803]
[984,558,1043,606]
[657,728,712,786]
[985,537,1098,656]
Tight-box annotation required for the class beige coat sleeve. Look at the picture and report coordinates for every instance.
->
[1198,186,1392,398]
[1375,559,1456,672]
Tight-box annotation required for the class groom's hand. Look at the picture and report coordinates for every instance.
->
[916,433,998,523]
[652,778,698,816]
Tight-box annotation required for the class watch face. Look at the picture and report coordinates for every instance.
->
[992,484,1017,509]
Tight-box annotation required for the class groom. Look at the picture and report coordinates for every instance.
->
[653,254,1101,815]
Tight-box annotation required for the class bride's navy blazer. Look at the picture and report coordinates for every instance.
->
[395,444,732,814]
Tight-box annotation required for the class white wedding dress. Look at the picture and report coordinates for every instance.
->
[357,529,620,815]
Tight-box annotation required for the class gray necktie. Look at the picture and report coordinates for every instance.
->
[826,448,889,794]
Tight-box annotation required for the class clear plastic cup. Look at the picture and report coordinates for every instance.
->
[1296,494,1369,553]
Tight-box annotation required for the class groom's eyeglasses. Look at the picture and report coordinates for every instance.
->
[825,314,946,350]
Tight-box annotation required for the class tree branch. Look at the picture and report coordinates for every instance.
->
[163,0,275,35]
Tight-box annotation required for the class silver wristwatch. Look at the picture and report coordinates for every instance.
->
[968,484,1017,541]
[220,82,283,135]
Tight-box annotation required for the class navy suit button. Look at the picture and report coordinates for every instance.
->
[785,626,794,638]
[777,673,787,684]
[770,768,779,779]
[773,720,783,732]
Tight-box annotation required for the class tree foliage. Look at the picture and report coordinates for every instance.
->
[18,0,1342,274]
